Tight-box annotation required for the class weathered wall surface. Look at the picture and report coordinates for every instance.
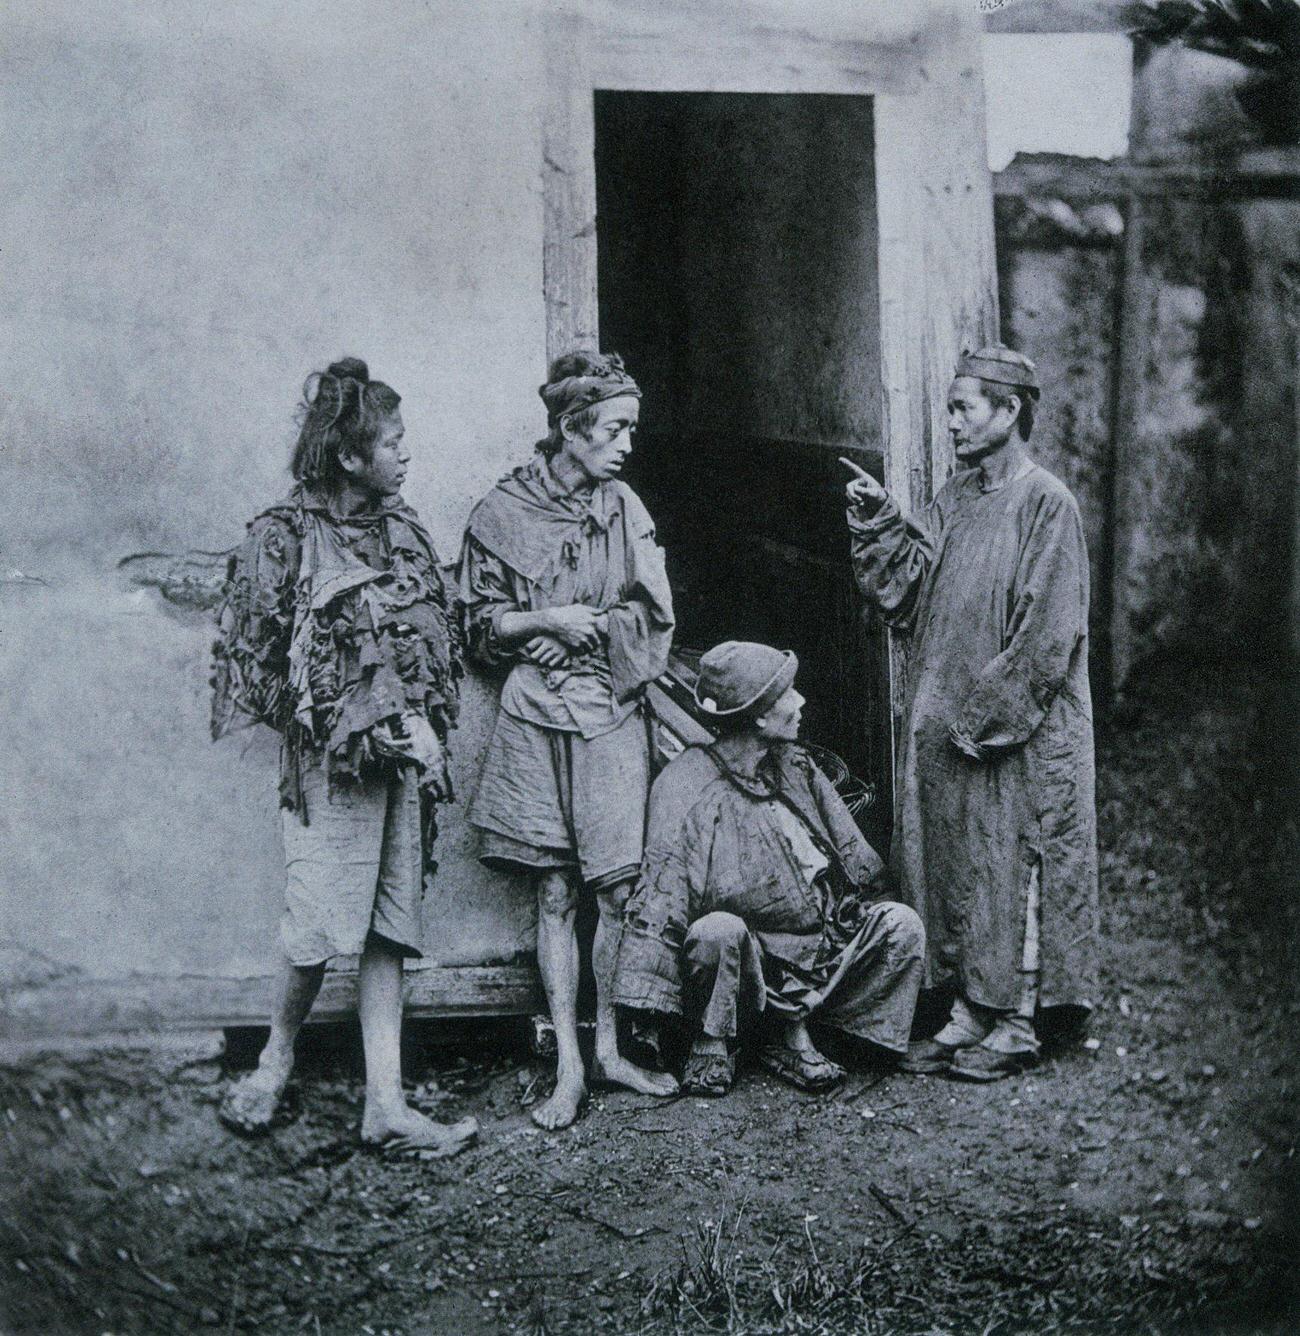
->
[0,0,548,994]
[994,36,1300,685]
[1,0,1002,1033]
[997,191,1298,680]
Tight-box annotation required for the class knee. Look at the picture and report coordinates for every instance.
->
[877,902,925,958]
[685,911,749,959]
[537,872,578,919]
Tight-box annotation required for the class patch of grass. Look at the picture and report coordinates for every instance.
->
[638,1202,1287,1335]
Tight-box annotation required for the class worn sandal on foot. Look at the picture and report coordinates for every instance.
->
[361,1115,480,1158]
[756,1044,844,1093]
[900,1038,960,1075]
[681,1050,736,1097]
[949,1046,1037,1083]
[218,1077,286,1137]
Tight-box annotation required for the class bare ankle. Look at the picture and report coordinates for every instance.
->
[259,1038,295,1074]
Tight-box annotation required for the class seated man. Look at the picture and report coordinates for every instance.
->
[614,641,925,1096]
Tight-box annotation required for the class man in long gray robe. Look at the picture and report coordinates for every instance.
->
[843,344,1099,1081]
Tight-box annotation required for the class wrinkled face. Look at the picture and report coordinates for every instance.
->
[344,412,409,497]
[947,376,1017,462]
[755,684,805,744]
[559,395,640,483]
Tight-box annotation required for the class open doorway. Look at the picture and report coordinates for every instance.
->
[593,91,892,842]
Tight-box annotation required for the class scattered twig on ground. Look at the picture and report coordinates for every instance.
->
[224,1222,251,1336]
[513,1188,659,1240]
[867,1182,914,1230]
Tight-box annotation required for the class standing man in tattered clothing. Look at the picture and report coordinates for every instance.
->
[211,357,476,1154]
[843,345,1099,1081]
[457,351,678,1129]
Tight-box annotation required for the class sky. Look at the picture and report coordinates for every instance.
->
[983,33,1134,169]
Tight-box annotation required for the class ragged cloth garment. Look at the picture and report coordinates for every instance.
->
[614,743,924,1051]
[210,483,462,842]
[455,453,674,739]
[847,462,1099,1013]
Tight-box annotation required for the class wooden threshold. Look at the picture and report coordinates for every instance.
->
[0,965,544,1043]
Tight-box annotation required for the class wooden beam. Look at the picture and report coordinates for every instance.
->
[872,93,930,811]
[995,154,1300,203]
[0,966,545,1042]
[983,0,1135,33]
[543,15,599,363]
[1103,193,1150,696]
[590,35,919,97]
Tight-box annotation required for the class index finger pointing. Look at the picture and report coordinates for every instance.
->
[838,456,871,481]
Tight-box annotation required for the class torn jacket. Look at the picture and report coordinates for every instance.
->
[455,453,674,739]
[211,484,461,818]
[614,743,889,1019]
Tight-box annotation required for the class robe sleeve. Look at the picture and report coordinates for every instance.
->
[950,490,1089,757]
[454,531,520,670]
[211,513,299,738]
[613,779,708,1018]
[606,496,675,702]
[846,493,940,633]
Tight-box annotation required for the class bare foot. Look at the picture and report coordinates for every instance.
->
[218,1052,293,1136]
[593,1053,680,1097]
[360,1103,479,1158]
[530,1070,586,1131]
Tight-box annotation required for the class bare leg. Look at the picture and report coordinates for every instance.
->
[357,936,477,1155]
[219,956,324,1133]
[592,879,678,1096]
[530,872,587,1130]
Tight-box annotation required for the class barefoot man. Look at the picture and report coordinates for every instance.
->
[211,357,477,1154]
[457,351,679,1128]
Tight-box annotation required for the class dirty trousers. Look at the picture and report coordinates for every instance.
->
[682,902,925,1055]
[280,758,424,966]
[469,706,649,893]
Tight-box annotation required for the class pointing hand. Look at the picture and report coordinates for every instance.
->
[840,456,888,509]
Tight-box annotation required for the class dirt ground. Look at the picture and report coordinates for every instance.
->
[3,659,1298,1335]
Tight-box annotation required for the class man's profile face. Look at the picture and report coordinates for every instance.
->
[756,685,805,744]
[559,394,640,483]
[947,376,1017,463]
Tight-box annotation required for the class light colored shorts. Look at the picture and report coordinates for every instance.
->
[280,759,424,965]
[467,706,649,892]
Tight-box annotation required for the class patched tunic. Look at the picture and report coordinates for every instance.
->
[456,454,675,736]
[848,463,1099,1012]
[211,485,461,824]
[614,743,890,1019]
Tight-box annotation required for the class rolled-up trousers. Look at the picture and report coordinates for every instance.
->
[682,901,925,1055]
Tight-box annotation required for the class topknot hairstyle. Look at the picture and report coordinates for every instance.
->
[290,357,401,488]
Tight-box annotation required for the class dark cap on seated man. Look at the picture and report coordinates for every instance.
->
[693,640,799,724]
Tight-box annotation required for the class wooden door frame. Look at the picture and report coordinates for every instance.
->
[542,18,933,812]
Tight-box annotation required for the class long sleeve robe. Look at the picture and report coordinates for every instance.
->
[848,463,1099,1012]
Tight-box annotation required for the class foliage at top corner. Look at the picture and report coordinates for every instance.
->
[1120,0,1300,67]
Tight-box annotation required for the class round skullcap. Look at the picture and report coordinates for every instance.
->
[955,344,1040,398]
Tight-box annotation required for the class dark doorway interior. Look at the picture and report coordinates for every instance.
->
[593,91,892,842]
